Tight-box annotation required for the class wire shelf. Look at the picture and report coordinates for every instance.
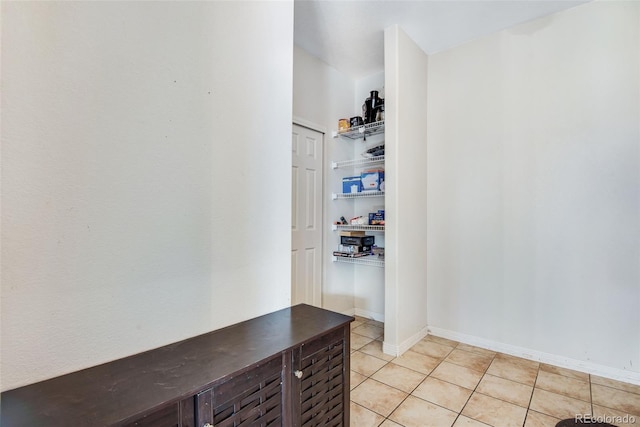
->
[332,191,384,200]
[333,256,385,268]
[333,120,385,140]
[332,224,385,232]
[331,156,385,169]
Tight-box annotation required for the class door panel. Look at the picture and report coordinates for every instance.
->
[292,328,347,427]
[195,357,283,427]
[292,124,323,306]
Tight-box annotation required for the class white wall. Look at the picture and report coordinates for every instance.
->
[384,26,430,355]
[427,1,640,379]
[1,1,293,391]
[292,46,356,315]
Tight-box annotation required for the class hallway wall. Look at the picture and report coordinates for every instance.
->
[1,1,293,391]
[426,1,640,380]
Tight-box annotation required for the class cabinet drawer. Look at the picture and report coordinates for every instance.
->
[196,356,283,426]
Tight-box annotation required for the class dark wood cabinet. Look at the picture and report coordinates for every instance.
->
[1,304,353,427]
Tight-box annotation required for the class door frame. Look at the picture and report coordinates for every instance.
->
[292,116,327,135]
[291,117,326,307]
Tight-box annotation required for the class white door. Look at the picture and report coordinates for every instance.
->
[291,124,323,306]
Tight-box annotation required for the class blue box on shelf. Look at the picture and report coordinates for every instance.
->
[360,170,384,191]
[342,176,362,194]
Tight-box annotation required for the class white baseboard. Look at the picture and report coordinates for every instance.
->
[383,325,430,357]
[353,308,384,323]
[339,307,356,317]
[428,326,640,386]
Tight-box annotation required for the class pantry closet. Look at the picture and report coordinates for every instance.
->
[293,25,429,356]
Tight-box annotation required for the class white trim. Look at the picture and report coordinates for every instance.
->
[337,307,384,324]
[383,325,429,358]
[338,307,356,318]
[428,326,640,386]
[382,341,399,356]
[399,325,429,355]
[354,308,384,323]
[292,116,327,134]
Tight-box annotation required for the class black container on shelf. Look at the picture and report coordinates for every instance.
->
[362,90,383,124]
[350,116,364,127]
[340,235,375,246]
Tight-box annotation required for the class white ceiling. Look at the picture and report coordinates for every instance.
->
[294,0,588,78]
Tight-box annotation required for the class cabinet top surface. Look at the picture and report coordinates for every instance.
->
[1,304,353,426]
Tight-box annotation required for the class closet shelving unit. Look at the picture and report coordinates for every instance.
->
[331,122,385,268]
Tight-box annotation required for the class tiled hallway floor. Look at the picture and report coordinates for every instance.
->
[349,317,640,427]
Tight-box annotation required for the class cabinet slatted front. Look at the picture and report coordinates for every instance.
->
[296,328,346,427]
[0,304,353,427]
[197,356,283,427]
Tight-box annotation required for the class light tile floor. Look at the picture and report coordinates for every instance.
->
[349,317,640,427]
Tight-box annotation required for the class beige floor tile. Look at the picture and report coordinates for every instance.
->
[391,349,442,375]
[351,351,389,377]
[351,370,367,390]
[529,388,591,420]
[592,383,640,416]
[349,346,640,427]
[591,375,640,395]
[445,349,493,373]
[523,410,561,427]
[372,363,426,393]
[352,323,384,340]
[366,319,384,328]
[425,334,459,347]
[539,363,589,382]
[351,320,366,330]
[351,379,408,417]
[462,393,527,427]
[430,361,484,390]
[410,339,455,359]
[486,357,538,386]
[350,402,385,426]
[476,373,533,407]
[593,404,640,425]
[359,340,396,362]
[379,420,403,427]
[535,370,590,402]
[389,395,458,427]
[494,353,540,370]
[412,376,473,412]
[455,343,496,358]
[452,415,492,426]
[352,332,375,350]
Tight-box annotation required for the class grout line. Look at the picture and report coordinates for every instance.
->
[453,348,499,426]
[376,345,456,426]
[589,373,594,419]
[521,366,541,426]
